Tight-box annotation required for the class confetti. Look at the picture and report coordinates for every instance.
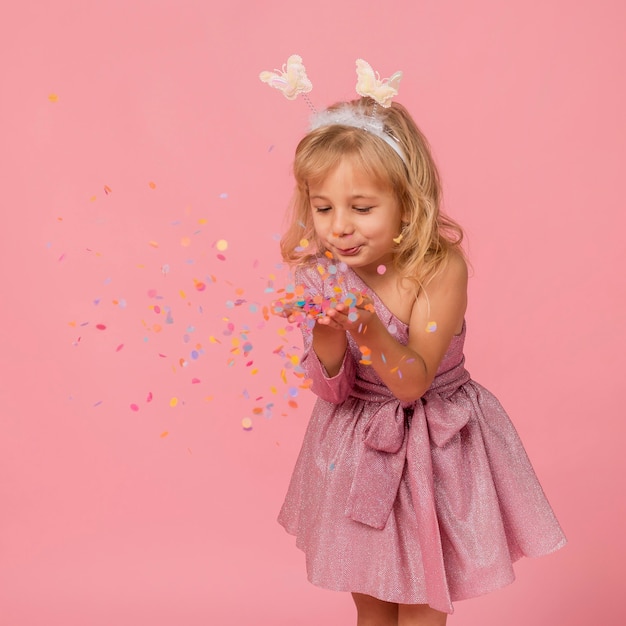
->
[377,264,387,275]
[48,93,58,102]
[130,403,139,411]
[160,431,169,438]
[96,324,107,330]
[104,185,112,195]
[169,397,178,407]
[426,321,437,333]
[149,181,156,189]
[216,239,228,252]
[115,344,124,352]
[242,417,253,430]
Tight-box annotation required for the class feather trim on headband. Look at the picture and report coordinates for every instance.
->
[309,105,407,165]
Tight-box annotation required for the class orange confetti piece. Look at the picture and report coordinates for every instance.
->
[48,93,58,102]
[149,181,156,189]
[149,241,159,248]
[104,185,112,194]
[288,400,298,409]
[160,431,169,438]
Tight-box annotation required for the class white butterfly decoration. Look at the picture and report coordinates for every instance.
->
[355,59,403,108]
[259,54,313,100]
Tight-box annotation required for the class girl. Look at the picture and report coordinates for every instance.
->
[275,96,566,625]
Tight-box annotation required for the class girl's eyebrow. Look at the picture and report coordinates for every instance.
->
[309,193,378,201]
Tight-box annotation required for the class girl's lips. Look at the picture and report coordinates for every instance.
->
[336,246,362,256]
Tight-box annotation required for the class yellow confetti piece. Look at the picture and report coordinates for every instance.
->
[290,355,300,366]
[204,395,214,402]
[270,386,278,394]
[209,335,221,344]
[299,238,309,248]
[160,431,169,438]
[216,239,228,251]
[89,195,97,202]
[179,290,187,299]
[48,93,58,102]
[250,368,259,375]
[242,417,253,430]
[169,397,178,407]
[198,218,208,225]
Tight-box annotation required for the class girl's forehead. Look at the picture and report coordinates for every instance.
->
[308,155,392,190]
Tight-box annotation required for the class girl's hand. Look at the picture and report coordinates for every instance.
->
[317,296,376,333]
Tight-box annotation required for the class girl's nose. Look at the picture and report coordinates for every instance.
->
[331,210,353,237]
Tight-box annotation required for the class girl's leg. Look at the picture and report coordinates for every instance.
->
[352,593,399,626]
[398,603,447,626]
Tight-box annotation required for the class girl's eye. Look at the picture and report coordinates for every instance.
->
[354,206,373,213]
[314,206,331,213]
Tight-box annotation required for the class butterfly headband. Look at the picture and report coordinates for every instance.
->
[259,55,406,165]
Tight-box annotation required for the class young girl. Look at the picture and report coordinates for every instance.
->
[274,94,566,625]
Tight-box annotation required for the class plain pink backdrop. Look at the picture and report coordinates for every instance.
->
[1,1,624,624]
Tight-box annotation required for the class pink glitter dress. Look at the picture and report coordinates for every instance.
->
[278,260,566,614]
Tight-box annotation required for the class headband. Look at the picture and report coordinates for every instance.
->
[260,56,406,165]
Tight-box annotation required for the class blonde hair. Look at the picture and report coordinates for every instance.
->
[280,97,465,292]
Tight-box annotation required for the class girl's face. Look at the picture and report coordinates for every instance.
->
[308,157,403,278]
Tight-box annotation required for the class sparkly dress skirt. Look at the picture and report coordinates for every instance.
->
[277,263,566,614]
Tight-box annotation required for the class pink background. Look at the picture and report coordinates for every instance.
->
[1,1,624,624]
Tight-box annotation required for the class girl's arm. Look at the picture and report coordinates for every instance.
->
[310,323,348,377]
[319,252,468,403]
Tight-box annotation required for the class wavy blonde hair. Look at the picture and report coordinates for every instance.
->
[280,98,465,292]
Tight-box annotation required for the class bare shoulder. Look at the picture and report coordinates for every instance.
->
[429,248,468,291]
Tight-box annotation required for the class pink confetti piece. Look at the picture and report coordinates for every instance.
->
[217,253,226,261]
[58,253,66,262]
[146,392,153,402]
[191,378,201,384]
[115,344,124,352]
[130,403,139,411]
[96,324,107,330]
